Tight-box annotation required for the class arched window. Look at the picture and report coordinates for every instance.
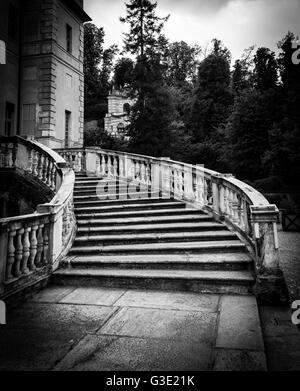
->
[123,103,130,115]
[117,123,125,133]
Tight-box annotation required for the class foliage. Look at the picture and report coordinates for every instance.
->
[189,40,233,142]
[113,57,135,88]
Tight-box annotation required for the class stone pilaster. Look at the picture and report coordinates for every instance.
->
[251,205,289,304]
[37,0,58,144]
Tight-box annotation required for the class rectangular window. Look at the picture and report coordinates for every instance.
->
[22,104,36,134]
[66,24,72,53]
[8,3,19,41]
[65,110,71,148]
[5,102,15,136]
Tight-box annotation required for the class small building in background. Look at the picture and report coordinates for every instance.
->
[0,0,91,148]
[104,86,135,138]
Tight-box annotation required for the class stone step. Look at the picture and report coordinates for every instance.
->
[76,209,208,221]
[75,201,186,214]
[77,213,213,226]
[51,268,255,294]
[74,182,141,189]
[73,230,238,246]
[64,253,253,271]
[74,196,166,207]
[74,184,151,195]
[77,221,224,234]
[69,240,246,255]
[75,179,129,186]
[74,191,157,200]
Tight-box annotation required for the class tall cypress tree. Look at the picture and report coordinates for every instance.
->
[120,0,173,156]
[189,39,233,142]
[120,0,169,100]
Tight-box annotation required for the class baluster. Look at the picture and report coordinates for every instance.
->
[6,230,16,281]
[28,225,38,271]
[77,152,82,172]
[47,161,53,187]
[178,169,184,199]
[139,161,143,182]
[228,189,234,219]
[21,227,31,274]
[223,187,228,215]
[11,142,17,167]
[239,198,246,231]
[35,224,44,267]
[42,225,49,265]
[27,148,33,174]
[32,150,38,176]
[99,154,104,175]
[110,155,114,176]
[140,162,145,184]
[113,156,118,177]
[96,158,100,176]
[144,163,149,184]
[37,153,43,180]
[14,228,24,277]
[119,156,124,178]
[43,158,49,183]
[105,154,109,175]
[50,164,56,191]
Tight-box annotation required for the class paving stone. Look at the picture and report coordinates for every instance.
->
[59,287,126,306]
[5,303,117,335]
[216,295,264,351]
[0,329,77,371]
[54,334,212,371]
[99,307,217,344]
[259,306,299,337]
[213,349,267,371]
[113,290,220,312]
[28,286,77,303]
[263,334,300,371]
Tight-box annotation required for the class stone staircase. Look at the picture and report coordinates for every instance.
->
[52,175,255,294]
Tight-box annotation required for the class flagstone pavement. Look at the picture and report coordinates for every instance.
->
[0,229,299,372]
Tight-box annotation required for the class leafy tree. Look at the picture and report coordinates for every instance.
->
[84,23,105,121]
[189,39,233,142]
[100,44,119,93]
[84,23,119,125]
[253,47,278,92]
[225,89,283,181]
[268,32,300,186]
[231,47,255,95]
[127,51,175,156]
[120,0,169,57]
[278,32,300,124]
[113,57,135,88]
[164,41,201,87]
[120,0,169,99]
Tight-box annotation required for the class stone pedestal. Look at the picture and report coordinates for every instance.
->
[251,205,289,304]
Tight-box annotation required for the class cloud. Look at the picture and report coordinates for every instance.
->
[84,0,300,61]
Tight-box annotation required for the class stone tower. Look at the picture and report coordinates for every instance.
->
[104,86,135,138]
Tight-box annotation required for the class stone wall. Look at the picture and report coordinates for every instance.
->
[0,0,89,148]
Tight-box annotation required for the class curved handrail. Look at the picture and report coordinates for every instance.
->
[0,137,76,300]
[55,146,286,302]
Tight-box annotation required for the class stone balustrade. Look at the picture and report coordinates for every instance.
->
[0,137,76,300]
[56,147,287,302]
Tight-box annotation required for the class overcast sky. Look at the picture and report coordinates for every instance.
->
[84,0,300,62]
